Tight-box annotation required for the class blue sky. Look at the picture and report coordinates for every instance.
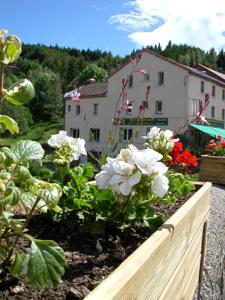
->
[2,0,225,56]
[1,0,135,56]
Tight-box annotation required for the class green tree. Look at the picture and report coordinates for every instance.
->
[80,63,107,84]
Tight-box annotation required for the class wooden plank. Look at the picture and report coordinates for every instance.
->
[158,218,207,300]
[200,155,225,184]
[84,182,211,300]
[181,258,201,300]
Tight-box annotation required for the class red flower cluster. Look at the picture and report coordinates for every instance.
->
[207,136,225,156]
[168,141,198,169]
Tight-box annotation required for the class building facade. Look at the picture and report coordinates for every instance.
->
[65,50,225,157]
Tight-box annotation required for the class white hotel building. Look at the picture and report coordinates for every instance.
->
[65,50,225,158]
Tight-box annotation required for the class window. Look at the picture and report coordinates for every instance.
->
[68,105,71,112]
[93,103,98,115]
[128,74,133,87]
[158,72,164,85]
[211,106,215,118]
[200,81,204,93]
[70,128,80,138]
[76,105,80,115]
[122,128,133,141]
[222,109,225,120]
[89,128,100,141]
[223,89,225,100]
[155,101,163,114]
[191,99,198,116]
[143,73,150,81]
[212,85,216,97]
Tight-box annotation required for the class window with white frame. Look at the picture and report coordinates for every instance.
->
[93,103,98,115]
[121,128,133,141]
[191,99,198,116]
[76,105,80,115]
[223,89,225,100]
[222,109,225,120]
[143,73,150,81]
[70,128,80,138]
[212,85,216,97]
[211,106,215,118]
[68,104,71,112]
[200,81,204,93]
[128,74,133,88]
[155,101,163,114]
[158,72,164,85]
[89,128,100,141]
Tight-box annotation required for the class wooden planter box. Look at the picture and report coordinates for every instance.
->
[84,182,211,300]
[200,155,225,184]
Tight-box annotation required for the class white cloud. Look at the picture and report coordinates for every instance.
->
[109,0,225,51]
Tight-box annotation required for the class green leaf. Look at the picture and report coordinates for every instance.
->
[5,35,21,63]
[11,251,27,276]
[2,186,21,206]
[0,115,19,134]
[37,184,62,209]
[4,79,35,105]
[0,244,8,263]
[26,239,66,289]
[0,147,17,164]
[11,140,44,161]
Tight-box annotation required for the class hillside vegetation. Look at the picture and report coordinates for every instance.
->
[2,41,225,144]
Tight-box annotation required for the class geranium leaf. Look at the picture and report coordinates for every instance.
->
[0,244,8,263]
[5,35,21,63]
[11,140,44,161]
[26,239,65,289]
[0,115,19,134]
[37,184,62,209]
[11,251,27,277]
[2,186,21,206]
[4,79,35,105]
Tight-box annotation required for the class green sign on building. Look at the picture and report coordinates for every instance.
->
[113,117,168,126]
[207,119,224,129]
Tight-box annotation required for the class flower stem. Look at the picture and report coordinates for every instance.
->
[67,167,81,198]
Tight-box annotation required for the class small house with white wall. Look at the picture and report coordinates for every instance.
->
[65,49,225,158]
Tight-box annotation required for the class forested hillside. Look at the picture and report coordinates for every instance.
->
[3,41,225,143]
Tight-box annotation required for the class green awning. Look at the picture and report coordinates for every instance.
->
[190,123,225,139]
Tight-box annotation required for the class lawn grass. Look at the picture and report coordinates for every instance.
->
[0,122,63,146]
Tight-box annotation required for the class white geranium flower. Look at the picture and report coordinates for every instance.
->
[95,158,141,196]
[95,158,117,189]
[132,148,163,175]
[160,130,173,140]
[48,130,68,148]
[151,175,169,198]
[142,127,160,139]
[110,160,141,196]
[67,137,87,161]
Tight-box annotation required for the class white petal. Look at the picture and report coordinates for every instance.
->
[153,162,168,175]
[95,171,111,189]
[151,175,169,198]
[128,171,141,187]
[110,174,124,185]
[119,180,132,196]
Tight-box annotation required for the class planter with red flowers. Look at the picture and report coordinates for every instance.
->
[199,136,225,184]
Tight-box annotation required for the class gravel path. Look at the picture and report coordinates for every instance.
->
[193,185,225,300]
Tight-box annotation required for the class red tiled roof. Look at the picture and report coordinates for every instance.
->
[79,82,107,98]
[195,64,225,82]
[64,82,107,99]
[108,49,225,87]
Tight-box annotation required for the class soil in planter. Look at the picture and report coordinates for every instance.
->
[0,196,190,300]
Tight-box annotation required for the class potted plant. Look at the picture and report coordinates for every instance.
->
[200,136,225,184]
[80,127,211,300]
[84,182,211,300]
